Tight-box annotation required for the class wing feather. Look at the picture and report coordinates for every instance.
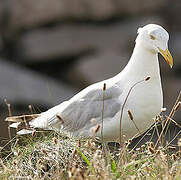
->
[56,82,122,132]
[8,80,123,135]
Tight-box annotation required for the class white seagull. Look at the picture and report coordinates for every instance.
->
[7,24,173,142]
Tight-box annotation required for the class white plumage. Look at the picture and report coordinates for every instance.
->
[7,24,173,142]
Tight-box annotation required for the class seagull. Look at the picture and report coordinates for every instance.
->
[6,24,173,142]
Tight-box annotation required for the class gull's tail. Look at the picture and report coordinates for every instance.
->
[5,101,69,135]
[5,114,40,135]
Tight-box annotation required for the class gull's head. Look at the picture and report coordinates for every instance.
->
[136,24,173,68]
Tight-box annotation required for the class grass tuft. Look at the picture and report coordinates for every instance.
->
[1,129,181,179]
[1,91,181,179]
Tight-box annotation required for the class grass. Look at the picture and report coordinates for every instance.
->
[1,128,181,179]
[1,90,181,179]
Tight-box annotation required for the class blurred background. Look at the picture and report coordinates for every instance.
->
[0,0,181,144]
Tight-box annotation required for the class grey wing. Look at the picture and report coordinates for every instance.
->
[9,81,123,135]
[58,82,122,132]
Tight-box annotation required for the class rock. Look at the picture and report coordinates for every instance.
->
[164,0,181,32]
[162,77,181,123]
[170,33,181,68]
[0,0,6,25]
[16,17,163,63]
[0,58,76,106]
[67,50,129,87]
[117,0,164,15]
[7,0,165,30]
[0,1,7,51]
[0,36,3,52]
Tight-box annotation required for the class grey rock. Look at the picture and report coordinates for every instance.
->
[7,0,165,30]
[164,0,181,32]
[68,50,129,86]
[163,77,181,123]
[16,17,163,62]
[0,0,6,24]
[170,33,181,68]
[0,36,3,51]
[0,1,7,51]
[0,58,76,106]
[117,0,164,15]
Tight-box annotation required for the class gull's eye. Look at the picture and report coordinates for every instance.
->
[149,35,156,40]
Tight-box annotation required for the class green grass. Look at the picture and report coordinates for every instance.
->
[1,130,181,179]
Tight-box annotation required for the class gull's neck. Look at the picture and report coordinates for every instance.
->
[122,42,161,81]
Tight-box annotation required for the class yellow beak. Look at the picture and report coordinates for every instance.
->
[158,48,173,68]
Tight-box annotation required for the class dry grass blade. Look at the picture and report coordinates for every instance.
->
[120,76,150,147]
[174,101,181,111]
[155,91,181,148]
[153,117,162,146]
[4,99,12,140]
[1,129,181,179]
[5,114,40,123]
[4,99,12,117]
[101,83,106,141]
[28,104,34,114]
[166,116,181,129]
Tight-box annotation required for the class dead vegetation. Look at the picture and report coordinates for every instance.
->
[1,91,181,179]
[1,129,181,179]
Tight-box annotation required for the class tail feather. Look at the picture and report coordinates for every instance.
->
[6,114,40,135]
[5,101,69,135]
